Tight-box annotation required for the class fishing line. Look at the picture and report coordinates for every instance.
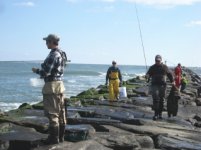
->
[134,2,148,71]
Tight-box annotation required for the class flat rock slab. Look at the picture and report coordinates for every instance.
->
[87,103,154,120]
[65,124,95,142]
[94,132,141,149]
[96,125,155,149]
[133,86,149,96]
[131,96,153,107]
[0,124,47,141]
[0,124,47,150]
[113,121,201,143]
[157,135,201,150]
[178,105,201,119]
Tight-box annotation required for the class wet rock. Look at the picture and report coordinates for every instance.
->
[32,102,43,110]
[97,85,109,94]
[133,86,149,96]
[0,123,10,150]
[68,107,95,117]
[68,117,121,126]
[131,96,153,107]
[99,125,154,149]
[194,121,201,127]
[0,124,47,150]
[195,98,201,106]
[67,111,81,118]
[18,103,32,109]
[93,101,153,120]
[113,119,201,144]
[127,93,139,98]
[135,135,154,149]
[94,132,141,149]
[77,88,98,97]
[187,118,197,126]
[177,105,201,119]
[0,109,49,133]
[65,124,95,142]
[156,135,201,150]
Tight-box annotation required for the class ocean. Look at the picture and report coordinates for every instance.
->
[0,61,200,112]
[0,61,147,112]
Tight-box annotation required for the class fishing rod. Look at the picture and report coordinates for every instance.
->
[134,2,148,71]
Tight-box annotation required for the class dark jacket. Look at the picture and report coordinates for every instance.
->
[36,48,65,82]
[146,63,174,85]
[106,66,122,83]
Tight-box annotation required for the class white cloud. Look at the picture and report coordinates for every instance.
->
[125,0,201,7]
[67,0,201,7]
[186,20,201,27]
[14,1,35,7]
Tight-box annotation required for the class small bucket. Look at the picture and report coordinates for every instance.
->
[119,87,127,98]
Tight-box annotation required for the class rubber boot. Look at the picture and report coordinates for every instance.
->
[59,124,66,143]
[158,112,163,119]
[153,110,158,121]
[43,126,59,145]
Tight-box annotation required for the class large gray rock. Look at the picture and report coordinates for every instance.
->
[65,124,95,142]
[156,135,201,150]
[133,86,149,96]
[0,124,47,150]
[131,96,153,107]
[94,132,141,150]
[99,125,155,149]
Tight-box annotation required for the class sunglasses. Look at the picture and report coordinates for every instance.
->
[46,40,51,44]
[155,60,161,62]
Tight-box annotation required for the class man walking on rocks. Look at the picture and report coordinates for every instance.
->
[106,60,122,101]
[32,34,67,144]
[146,55,174,120]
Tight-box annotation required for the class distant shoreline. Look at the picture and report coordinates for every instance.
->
[0,60,200,68]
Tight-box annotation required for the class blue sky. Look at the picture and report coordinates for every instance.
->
[0,0,201,67]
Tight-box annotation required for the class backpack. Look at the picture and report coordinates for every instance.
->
[58,49,68,67]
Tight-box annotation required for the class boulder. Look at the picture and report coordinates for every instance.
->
[131,96,153,107]
[133,86,149,96]
[65,124,95,142]
[156,135,201,150]
[99,125,155,149]
[0,124,47,150]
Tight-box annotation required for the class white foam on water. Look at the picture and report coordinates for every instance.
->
[30,78,44,87]
[68,80,76,83]
[0,101,41,112]
[135,72,146,77]
[0,102,22,112]
[98,72,106,77]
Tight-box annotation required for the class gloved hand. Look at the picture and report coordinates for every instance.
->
[32,67,39,73]
[145,75,150,83]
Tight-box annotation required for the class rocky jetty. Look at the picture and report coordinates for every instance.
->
[0,67,201,150]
